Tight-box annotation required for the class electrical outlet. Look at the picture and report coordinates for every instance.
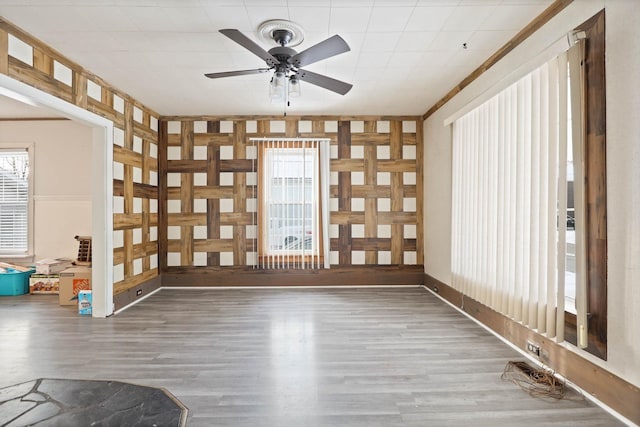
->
[540,348,550,363]
[526,341,541,357]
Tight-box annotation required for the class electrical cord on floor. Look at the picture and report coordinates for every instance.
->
[501,361,572,400]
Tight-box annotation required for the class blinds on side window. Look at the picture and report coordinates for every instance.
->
[0,150,29,253]
[451,41,585,342]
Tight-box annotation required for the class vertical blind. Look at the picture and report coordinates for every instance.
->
[251,138,330,269]
[451,42,584,341]
[0,150,29,253]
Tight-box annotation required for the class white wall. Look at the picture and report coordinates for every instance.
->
[423,0,640,388]
[0,120,92,260]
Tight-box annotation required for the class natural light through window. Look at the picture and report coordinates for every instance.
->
[0,149,29,254]
[255,138,330,269]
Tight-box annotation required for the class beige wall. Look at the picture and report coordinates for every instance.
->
[423,0,640,388]
[0,120,92,260]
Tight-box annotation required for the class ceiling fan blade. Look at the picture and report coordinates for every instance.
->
[291,35,350,68]
[219,29,280,67]
[205,68,272,79]
[296,69,353,95]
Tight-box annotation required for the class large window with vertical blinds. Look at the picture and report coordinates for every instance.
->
[450,39,587,346]
[0,149,30,254]
[253,138,330,269]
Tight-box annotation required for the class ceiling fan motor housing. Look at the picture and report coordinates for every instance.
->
[272,29,293,46]
[268,46,297,71]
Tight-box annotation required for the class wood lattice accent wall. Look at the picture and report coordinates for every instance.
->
[159,116,423,274]
[0,19,160,299]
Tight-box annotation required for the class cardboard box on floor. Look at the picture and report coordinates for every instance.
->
[29,274,60,294]
[59,267,91,306]
[35,258,74,275]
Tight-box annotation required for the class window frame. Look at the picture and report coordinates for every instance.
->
[0,142,34,259]
[563,10,607,360]
[257,140,325,265]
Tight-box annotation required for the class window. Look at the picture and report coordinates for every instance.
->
[450,11,608,360]
[450,38,583,343]
[0,148,30,255]
[255,138,330,269]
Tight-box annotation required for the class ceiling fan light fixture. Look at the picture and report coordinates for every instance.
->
[288,75,301,98]
[269,71,286,101]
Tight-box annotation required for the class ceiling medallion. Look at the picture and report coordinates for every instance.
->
[257,19,305,47]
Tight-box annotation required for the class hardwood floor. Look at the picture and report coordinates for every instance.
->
[0,287,623,426]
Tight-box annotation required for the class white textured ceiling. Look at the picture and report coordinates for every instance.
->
[0,0,553,117]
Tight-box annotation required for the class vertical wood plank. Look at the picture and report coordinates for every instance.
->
[123,100,135,276]
[415,119,424,265]
[207,120,221,267]
[390,120,404,264]
[181,121,194,266]
[158,120,169,272]
[124,101,134,150]
[257,119,269,135]
[123,164,134,278]
[580,11,607,357]
[312,120,324,134]
[0,29,8,75]
[286,119,297,137]
[32,48,53,75]
[142,139,151,272]
[364,120,378,264]
[101,87,112,109]
[73,71,87,109]
[233,120,247,265]
[338,121,352,265]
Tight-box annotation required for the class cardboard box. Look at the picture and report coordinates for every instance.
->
[36,258,74,275]
[29,274,60,294]
[59,267,91,306]
[78,290,92,315]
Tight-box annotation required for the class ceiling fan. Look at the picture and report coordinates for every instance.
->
[205,20,353,97]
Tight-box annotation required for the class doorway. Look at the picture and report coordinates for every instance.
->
[0,73,114,317]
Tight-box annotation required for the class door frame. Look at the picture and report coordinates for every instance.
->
[0,74,114,317]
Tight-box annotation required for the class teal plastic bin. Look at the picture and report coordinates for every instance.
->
[0,270,34,296]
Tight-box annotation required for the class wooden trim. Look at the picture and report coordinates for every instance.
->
[422,0,574,120]
[0,28,8,75]
[576,9,607,360]
[415,118,424,264]
[0,117,69,121]
[337,121,352,265]
[113,179,158,199]
[180,121,194,267]
[158,121,168,271]
[113,274,161,312]
[162,265,425,287]
[206,120,221,267]
[423,273,640,425]
[160,115,422,122]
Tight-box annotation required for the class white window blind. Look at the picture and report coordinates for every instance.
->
[451,42,585,342]
[0,150,29,253]
[252,138,330,269]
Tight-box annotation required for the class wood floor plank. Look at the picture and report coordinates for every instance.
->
[0,288,623,426]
